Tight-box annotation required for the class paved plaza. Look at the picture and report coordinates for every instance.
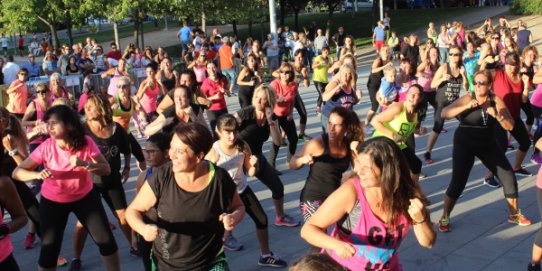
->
[7,6,542,271]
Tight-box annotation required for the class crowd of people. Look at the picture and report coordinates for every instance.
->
[0,12,541,271]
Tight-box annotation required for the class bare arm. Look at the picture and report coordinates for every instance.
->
[289,137,324,170]
[371,102,404,140]
[126,181,159,241]
[242,143,257,177]
[157,95,174,114]
[145,114,169,137]
[0,177,28,236]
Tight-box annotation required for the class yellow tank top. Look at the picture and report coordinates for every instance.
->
[112,96,133,131]
[372,103,418,149]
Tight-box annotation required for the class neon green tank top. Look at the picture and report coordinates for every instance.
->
[372,103,418,149]
[312,55,330,83]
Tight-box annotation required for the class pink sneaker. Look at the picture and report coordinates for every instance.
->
[23,232,36,249]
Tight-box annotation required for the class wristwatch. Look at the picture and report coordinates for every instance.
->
[7,149,18,157]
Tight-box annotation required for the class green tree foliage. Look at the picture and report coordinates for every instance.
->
[511,0,542,14]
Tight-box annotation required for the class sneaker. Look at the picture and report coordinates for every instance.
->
[23,232,36,249]
[508,210,532,226]
[532,154,542,164]
[57,257,68,267]
[258,252,288,268]
[528,263,541,271]
[298,134,312,142]
[274,214,300,227]
[109,222,117,230]
[440,128,448,133]
[483,175,501,188]
[68,259,82,271]
[438,217,450,232]
[223,235,243,251]
[130,247,141,257]
[424,152,433,164]
[273,168,282,176]
[514,167,533,177]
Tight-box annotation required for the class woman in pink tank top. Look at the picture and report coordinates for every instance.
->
[301,137,436,271]
[0,177,28,270]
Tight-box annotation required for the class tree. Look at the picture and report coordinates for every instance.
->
[511,0,542,14]
[286,0,308,30]
[311,0,342,40]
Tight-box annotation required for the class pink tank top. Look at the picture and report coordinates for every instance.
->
[194,65,207,83]
[140,80,160,114]
[397,78,417,102]
[0,205,14,262]
[531,84,542,108]
[107,69,122,96]
[29,99,47,145]
[536,166,542,189]
[417,69,435,93]
[328,178,409,271]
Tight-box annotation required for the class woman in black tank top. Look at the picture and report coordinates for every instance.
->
[437,70,531,233]
[424,45,468,164]
[290,106,364,251]
[364,46,392,127]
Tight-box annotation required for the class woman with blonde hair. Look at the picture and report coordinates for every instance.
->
[321,64,358,132]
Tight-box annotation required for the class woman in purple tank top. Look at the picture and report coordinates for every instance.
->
[301,137,435,271]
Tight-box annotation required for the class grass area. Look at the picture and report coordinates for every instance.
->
[162,7,481,58]
[70,19,173,45]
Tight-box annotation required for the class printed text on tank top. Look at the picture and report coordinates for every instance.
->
[439,64,463,102]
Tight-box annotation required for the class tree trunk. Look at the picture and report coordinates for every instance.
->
[65,12,74,46]
[232,20,238,37]
[294,9,299,30]
[280,0,286,26]
[248,20,253,37]
[113,22,120,51]
[66,27,74,47]
[36,16,59,50]
[201,12,206,34]
[133,19,140,48]
[140,21,145,49]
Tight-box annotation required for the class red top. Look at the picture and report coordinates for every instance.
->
[270,79,297,117]
[492,70,523,119]
[18,37,24,46]
[106,50,122,61]
[195,50,217,62]
[201,77,228,111]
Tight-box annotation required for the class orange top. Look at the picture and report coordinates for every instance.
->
[218,44,234,70]
[6,80,28,114]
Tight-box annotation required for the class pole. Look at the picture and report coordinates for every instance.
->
[379,0,384,21]
[269,0,277,35]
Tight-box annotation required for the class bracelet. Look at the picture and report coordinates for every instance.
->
[412,219,426,225]
[85,161,91,170]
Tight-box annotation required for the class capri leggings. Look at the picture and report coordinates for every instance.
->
[522,100,535,127]
[39,191,118,268]
[269,116,298,166]
[128,133,145,162]
[255,153,285,199]
[446,138,518,200]
[402,146,422,174]
[367,83,380,112]
[418,91,437,122]
[238,87,254,109]
[11,179,41,237]
[0,253,20,271]
[94,183,128,211]
[432,101,451,133]
[294,93,307,125]
[534,187,542,248]
[314,82,327,108]
[495,117,531,153]
[240,186,268,229]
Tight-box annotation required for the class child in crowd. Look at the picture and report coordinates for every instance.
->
[378,65,398,105]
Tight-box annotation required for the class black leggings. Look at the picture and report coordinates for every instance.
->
[432,102,450,133]
[11,179,41,237]
[95,184,128,211]
[522,100,535,126]
[0,253,20,271]
[532,104,542,153]
[495,117,531,153]
[367,83,380,112]
[269,116,298,167]
[238,87,254,109]
[418,91,438,122]
[294,93,307,126]
[137,216,154,271]
[255,154,285,200]
[240,186,268,229]
[207,109,228,136]
[534,187,542,248]
[401,146,422,174]
[128,133,145,162]
[314,81,327,108]
[39,191,118,268]
[446,136,517,199]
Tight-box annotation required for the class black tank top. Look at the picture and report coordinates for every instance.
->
[238,69,256,94]
[436,64,463,104]
[455,93,497,146]
[161,72,176,91]
[300,134,351,202]
[367,58,385,87]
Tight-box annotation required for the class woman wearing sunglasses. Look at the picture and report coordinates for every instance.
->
[437,70,531,232]
[424,45,468,164]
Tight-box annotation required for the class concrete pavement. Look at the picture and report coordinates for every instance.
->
[8,6,542,271]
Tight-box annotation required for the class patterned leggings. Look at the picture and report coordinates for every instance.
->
[300,200,324,222]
